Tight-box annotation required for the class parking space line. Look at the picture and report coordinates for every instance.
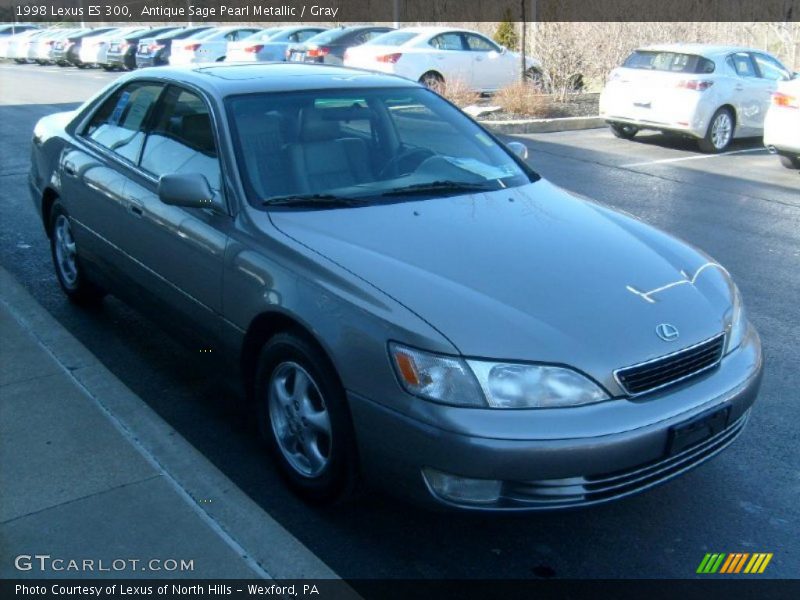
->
[621,147,766,168]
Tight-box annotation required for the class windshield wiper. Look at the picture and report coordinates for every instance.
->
[380,180,498,197]
[262,194,366,209]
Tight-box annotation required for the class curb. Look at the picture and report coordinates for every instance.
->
[478,116,605,135]
[0,266,345,583]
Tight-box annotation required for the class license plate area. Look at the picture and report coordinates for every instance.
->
[668,405,730,455]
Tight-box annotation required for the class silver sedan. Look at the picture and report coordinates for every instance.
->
[29,64,762,510]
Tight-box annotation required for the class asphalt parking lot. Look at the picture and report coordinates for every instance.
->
[1,62,798,580]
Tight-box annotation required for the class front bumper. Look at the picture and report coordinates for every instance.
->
[349,327,762,511]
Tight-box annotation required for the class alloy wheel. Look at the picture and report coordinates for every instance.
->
[268,361,332,478]
[710,112,732,150]
[54,214,78,287]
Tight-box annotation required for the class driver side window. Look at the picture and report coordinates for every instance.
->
[752,53,790,81]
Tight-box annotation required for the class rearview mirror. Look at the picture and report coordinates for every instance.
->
[158,173,215,209]
[507,141,529,161]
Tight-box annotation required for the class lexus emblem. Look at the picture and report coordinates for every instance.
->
[656,323,680,342]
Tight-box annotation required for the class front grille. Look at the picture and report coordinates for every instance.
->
[502,410,748,508]
[615,333,725,396]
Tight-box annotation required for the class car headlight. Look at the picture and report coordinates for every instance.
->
[390,343,609,408]
[724,283,747,354]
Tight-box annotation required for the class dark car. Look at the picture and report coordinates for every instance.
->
[286,26,394,65]
[29,64,761,511]
[135,26,212,68]
[52,28,115,67]
[105,26,180,70]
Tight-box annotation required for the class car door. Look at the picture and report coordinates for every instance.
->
[119,84,230,344]
[750,52,792,133]
[61,80,166,281]
[725,52,764,135]
[463,33,507,90]
[427,33,472,85]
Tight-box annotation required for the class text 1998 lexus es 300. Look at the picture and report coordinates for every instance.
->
[29,63,762,511]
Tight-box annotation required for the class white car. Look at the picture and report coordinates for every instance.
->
[2,29,43,62]
[343,26,541,92]
[169,26,262,65]
[78,26,144,68]
[764,77,800,169]
[600,43,794,153]
[225,26,327,63]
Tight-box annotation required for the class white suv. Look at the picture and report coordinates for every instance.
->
[600,44,794,152]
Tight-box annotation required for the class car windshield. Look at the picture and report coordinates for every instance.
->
[623,50,715,74]
[227,87,535,208]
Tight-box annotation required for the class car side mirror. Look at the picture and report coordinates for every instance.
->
[158,173,215,209]
[507,141,528,161]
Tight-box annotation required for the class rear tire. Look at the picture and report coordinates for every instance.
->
[49,202,105,306]
[609,122,638,140]
[255,332,359,504]
[779,154,800,169]
[698,107,735,153]
[419,71,444,90]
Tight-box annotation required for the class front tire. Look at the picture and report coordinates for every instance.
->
[255,332,358,504]
[49,202,105,305]
[698,107,735,153]
[609,122,639,140]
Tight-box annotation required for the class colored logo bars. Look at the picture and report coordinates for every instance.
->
[697,552,773,574]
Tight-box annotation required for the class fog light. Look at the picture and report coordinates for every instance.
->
[423,468,502,505]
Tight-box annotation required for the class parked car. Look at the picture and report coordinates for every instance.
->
[343,26,541,92]
[225,26,328,63]
[29,28,76,65]
[11,28,51,63]
[105,27,180,71]
[285,26,394,66]
[169,26,262,65]
[135,26,212,68]
[764,77,800,169]
[53,28,116,67]
[599,44,795,153]
[30,63,762,511]
[79,27,146,68]
[2,28,43,62]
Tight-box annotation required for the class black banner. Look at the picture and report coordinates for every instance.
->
[3,579,800,600]
[0,0,798,23]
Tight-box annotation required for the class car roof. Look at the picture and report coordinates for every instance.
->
[639,43,760,58]
[132,63,419,96]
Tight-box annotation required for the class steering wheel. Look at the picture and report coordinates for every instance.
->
[379,147,436,179]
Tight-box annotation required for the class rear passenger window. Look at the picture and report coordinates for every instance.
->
[727,53,757,78]
[83,82,163,163]
[139,87,221,191]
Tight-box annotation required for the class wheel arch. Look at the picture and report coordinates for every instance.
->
[41,187,59,238]
[240,310,344,401]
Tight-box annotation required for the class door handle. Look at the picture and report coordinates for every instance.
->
[734,85,744,91]
[475,56,484,62]
[128,201,144,217]
[63,162,77,177]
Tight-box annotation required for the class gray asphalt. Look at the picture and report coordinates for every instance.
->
[1,62,798,580]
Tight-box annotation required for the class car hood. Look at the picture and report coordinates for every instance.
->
[269,180,732,389]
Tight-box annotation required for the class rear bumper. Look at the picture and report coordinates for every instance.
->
[349,327,762,511]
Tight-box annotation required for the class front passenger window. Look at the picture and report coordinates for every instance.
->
[139,87,221,192]
[83,82,163,163]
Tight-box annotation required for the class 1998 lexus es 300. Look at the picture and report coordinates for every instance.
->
[29,64,762,510]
